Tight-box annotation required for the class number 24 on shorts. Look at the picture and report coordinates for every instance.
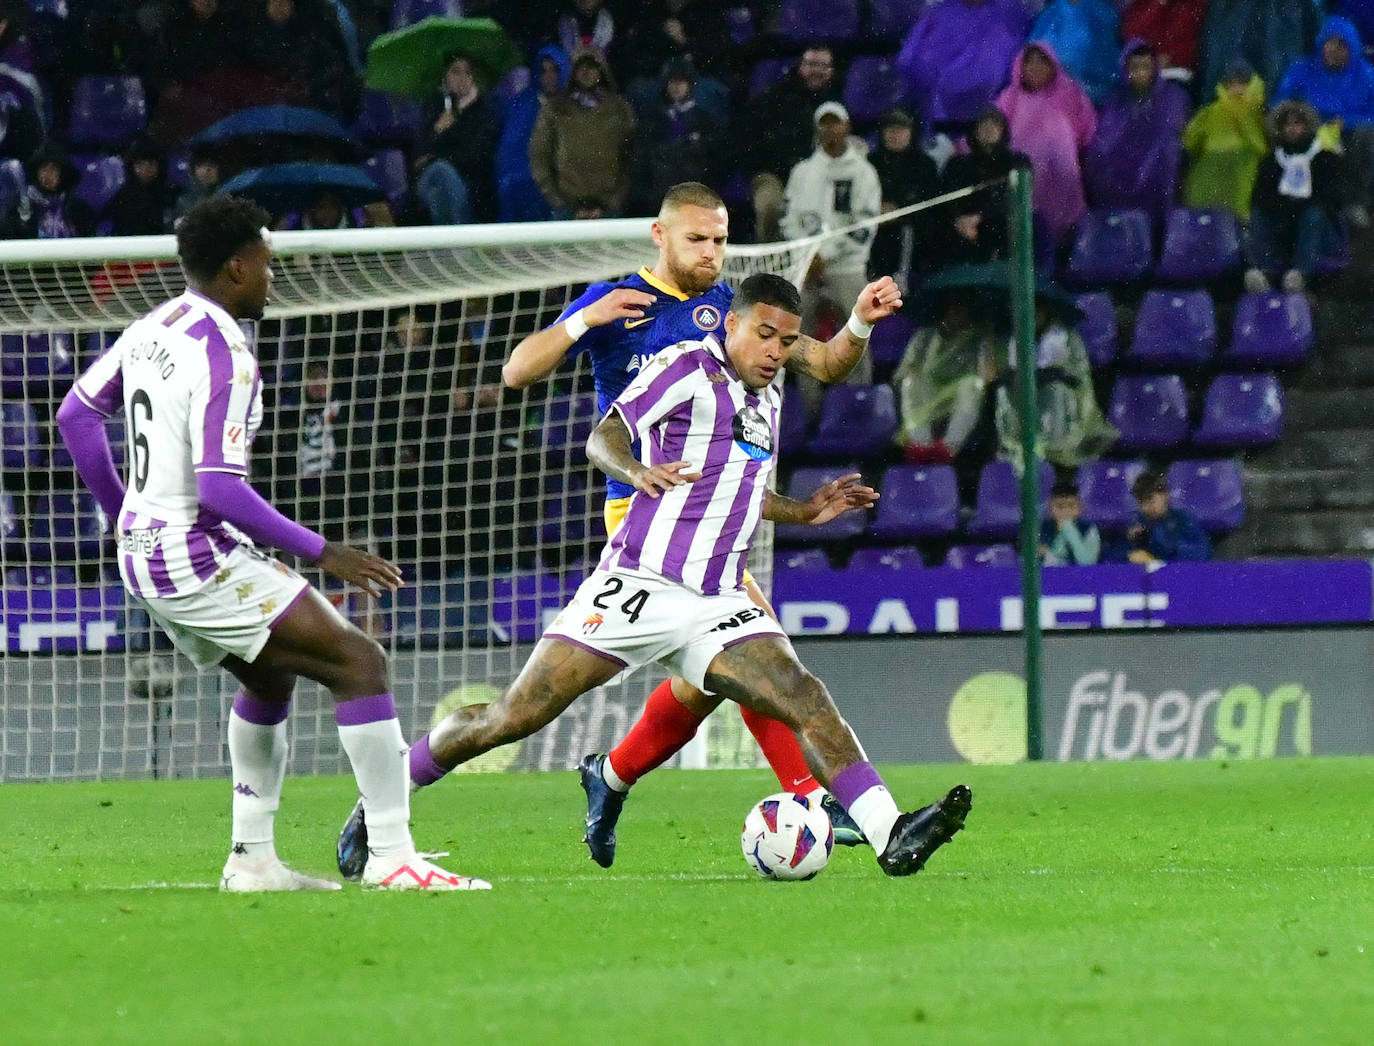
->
[592,575,649,624]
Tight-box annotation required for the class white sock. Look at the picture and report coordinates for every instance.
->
[336,695,413,859]
[602,754,631,793]
[847,785,900,853]
[228,708,287,857]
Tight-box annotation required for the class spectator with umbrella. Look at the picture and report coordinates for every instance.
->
[217,161,388,227]
[415,51,501,224]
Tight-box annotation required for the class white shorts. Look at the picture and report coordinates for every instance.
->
[134,544,311,668]
[543,568,788,692]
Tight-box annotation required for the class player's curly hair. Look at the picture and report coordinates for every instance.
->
[731,273,802,318]
[175,195,271,285]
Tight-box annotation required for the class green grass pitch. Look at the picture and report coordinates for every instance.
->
[2,758,1370,1045]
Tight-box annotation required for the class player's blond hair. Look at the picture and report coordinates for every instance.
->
[659,182,725,220]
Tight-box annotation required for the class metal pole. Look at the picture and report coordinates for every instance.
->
[1008,167,1044,761]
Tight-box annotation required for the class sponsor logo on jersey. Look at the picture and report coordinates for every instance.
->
[582,612,604,635]
[710,606,770,632]
[732,405,774,461]
[693,304,721,331]
[119,527,162,555]
[222,421,247,465]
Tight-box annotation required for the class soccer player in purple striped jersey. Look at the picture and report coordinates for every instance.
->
[57,196,487,893]
[390,274,972,877]
[498,181,899,864]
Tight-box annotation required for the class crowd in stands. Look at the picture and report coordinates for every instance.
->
[6,0,1364,586]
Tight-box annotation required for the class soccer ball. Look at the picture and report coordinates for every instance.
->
[740,792,834,880]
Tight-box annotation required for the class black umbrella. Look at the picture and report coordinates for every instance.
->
[910,261,1083,326]
[217,163,384,214]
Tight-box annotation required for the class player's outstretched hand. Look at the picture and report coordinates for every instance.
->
[316,542,405,599]
[631,460,702,499]
[583,288,657,327]
[803,473,879,526]
[852,276,904,327]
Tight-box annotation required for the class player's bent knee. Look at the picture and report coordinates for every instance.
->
[339,632,389,695]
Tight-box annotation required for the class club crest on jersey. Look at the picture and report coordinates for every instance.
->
[732,405,774,461]
[692,304,721,331]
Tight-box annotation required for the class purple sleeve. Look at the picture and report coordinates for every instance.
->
[56,390,126,520]
[197,471,327,561]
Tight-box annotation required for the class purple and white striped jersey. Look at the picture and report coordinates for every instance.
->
[71,290,263,599]
[601,335,780,595]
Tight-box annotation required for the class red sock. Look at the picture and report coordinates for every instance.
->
[739,706,819,795]
[606,679,706,785]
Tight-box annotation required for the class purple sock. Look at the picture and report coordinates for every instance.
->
[830,761,887,810]
[232,690,290,726]
[409,734,449,789]
[334,693,396,726]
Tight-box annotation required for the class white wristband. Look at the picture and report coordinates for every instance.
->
[564,308,589,342]
[845,311,874,340]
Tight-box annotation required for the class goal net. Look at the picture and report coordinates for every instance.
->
[0,218,837,782]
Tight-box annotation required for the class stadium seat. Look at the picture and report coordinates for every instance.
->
[966,460,1053,541]
[775,465,867,543]
[1167,459,1245,533]
[0,158,24,215]
[1154,208,1242,283]
[1066,209,1152,286]
[728,5,756,44]
[805,384,898,458]
[1124,290,1217,370]
[869,0,929,39]
[16,331,78,393]
[945,543,1017,568]
[1,400,44,469]
[1226,292,1314,367]
[868,310,914,371]
[748,58,792,99]
[364,149,409,211]
[778,0,861,43]
[1191,373,1283,449]
[777,397,810,458]
[1076,459,1145,534]
[843,57,905,125]
[67,75,147,149]
[28,492,105,562]
[0,488,21,554]
[1108,374,1189,452]
[73,155,126,215]
[848,545,925,570]
[537,473,592,549]
[869,464,959,541]
[1075,292,1118,369]
[777,547,832,574]
[541,392,598,462]
[354,90,422,148]
[1,333,25,396]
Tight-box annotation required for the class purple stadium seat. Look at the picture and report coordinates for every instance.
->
[390,0,460,29]
[945,543,1017,568]
[364,149,408,210]
[1067,208,1153,286]
[1125,289,1217,370]
[28,492,106,562]
[805,384,898,458]
[1,333,25,395]
[1,400,44,469]
[869,464,959,540]
[777,547,832,573]
[542,392,598,460]
[0,158,24,215]
[843,57,905,125]
[778,396,810,457]
[1168,459,1245,533]
[1192,373,1283,448]
[1226,292,1314,367]
[1075,292,1118,369]
[1108,374,1189,452]
[67,75,147,149]
[775,466,868,543]
[870,0,931,38]
[538,474,593,548]
[779,0,861,43]
[966,460,1053,541]
[354,90,422,148]
[0,488,20,552]
[748,58,792,100]
[869,310,915,371]
[728,5,756,44]
[1155,208,1242,283]
[16,331,78,391]
[1076,459,1144,534]
[73,155,126,215]
[848,545,926,570]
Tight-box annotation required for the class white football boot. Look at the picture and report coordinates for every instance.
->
[361,850,491,891]
[220,853,343,892]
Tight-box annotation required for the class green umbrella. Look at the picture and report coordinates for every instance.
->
[911,261,1083,326]
[364,16,524,97]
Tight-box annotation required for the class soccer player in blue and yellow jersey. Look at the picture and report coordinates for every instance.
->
[504,182,904,867]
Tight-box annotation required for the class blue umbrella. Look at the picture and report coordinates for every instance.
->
[217,163,385,213]
[191,105,357,149]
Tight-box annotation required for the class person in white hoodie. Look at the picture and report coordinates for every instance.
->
[781,101,882,416]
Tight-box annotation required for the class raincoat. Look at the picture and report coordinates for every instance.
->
[898,0,1031,124]
[1181,75,1267,218]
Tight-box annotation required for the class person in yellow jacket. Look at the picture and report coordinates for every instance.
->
[1181,61,1267,219]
